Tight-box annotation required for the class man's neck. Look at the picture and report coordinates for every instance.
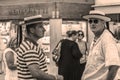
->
[94,29,104,40]
[78,39,82,42]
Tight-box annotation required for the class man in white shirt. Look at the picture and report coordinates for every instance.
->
[81,10,120,80]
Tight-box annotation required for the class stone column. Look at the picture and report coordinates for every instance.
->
[48,19,62,75]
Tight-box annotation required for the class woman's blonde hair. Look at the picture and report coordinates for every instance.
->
[7,38,18,49]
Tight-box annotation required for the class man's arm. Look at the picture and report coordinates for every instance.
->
[24,51,63,80]
[107,65,119,80]
[28,64,63,80]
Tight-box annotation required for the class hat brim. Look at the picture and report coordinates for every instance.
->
[83,14,111,22]
[19,20,43,25]
[19,21,43,25]
[25,21,43,25]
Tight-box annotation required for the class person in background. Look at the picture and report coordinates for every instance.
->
[3,38,18,80]
[114,26,120,80]
[82,10,120,80]
[0,35,6,74]
[17,15,63,80]
[58,30,82,80]
[76,30,87,78]
[3,24,21,80]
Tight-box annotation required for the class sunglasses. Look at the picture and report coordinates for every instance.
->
[78,34,83,36]
[88,19,99,24]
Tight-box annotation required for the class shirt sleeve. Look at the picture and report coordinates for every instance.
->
[23,50,39,66]
[102,32,120,67]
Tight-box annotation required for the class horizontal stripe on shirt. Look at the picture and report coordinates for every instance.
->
[17,39,48,80]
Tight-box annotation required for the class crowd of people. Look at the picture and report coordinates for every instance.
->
[0,10,120,80]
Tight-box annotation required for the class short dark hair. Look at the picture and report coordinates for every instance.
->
[66,30,77,37]
[26,22,43,34]
[26,23,36,34]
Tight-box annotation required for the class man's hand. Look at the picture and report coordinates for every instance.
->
[56,75,64,80]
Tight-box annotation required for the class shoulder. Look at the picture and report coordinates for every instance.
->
[4,48,15,57]
[19,39,37,52]
[101,30,118,49]
[5,48,16,53]
[61,39,77,47]
[101,29,115,42]
[71,41,78,46]
[4,48,12,53]
[102,29,113,38]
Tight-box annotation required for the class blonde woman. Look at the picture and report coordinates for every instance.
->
[3,24,19,80]
[77,30,87,64]
[3,38,18,80]
[76,30,87,79]
[114,26,120,80]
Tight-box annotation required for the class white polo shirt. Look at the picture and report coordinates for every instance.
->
[82,29,120,80]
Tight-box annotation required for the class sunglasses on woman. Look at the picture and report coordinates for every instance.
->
[78,34,83,36]
[88,19,99,24]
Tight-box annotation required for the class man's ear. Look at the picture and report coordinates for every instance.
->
[30,28,35,34]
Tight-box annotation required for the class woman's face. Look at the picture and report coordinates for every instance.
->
[78,34,84,40]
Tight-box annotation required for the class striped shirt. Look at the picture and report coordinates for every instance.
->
[17,38,48,80]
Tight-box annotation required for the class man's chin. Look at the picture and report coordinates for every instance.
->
[39,35,44,38]
[91,29,96,32]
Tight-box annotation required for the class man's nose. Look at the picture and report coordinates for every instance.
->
[90,23,96,26]
[43,27,46,32]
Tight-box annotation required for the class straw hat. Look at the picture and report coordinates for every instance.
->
[83,10,111,22]
[19,15,43,25]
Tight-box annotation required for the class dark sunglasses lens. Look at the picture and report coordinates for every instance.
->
[89,20,92,24]
[78,34,83,36]
[89,19,99,24]
[94,19,98,24]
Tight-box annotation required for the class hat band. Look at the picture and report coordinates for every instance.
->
[25,21,43,25]
[25,18,42,24]
[89,14,107,18]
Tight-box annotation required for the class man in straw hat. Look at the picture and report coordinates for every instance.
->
[17,15,63,80]
[81,10,120,80]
